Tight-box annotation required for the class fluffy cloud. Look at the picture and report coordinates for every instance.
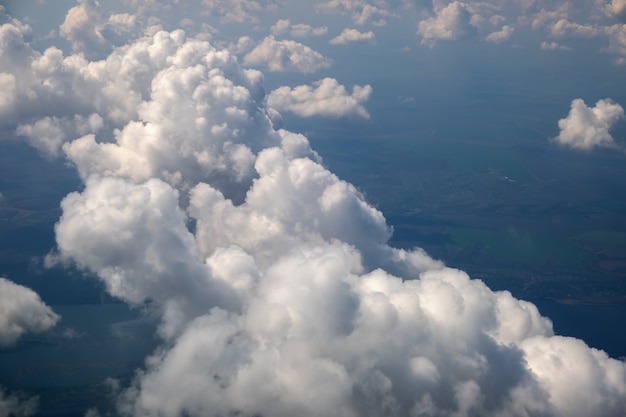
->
[329,28,375,44]
[550,19,599,39]
[3,6,626,417]
[243,36,332,73]
[0,277,59,346]
[267,78,372,118]
[316,0,394,26]
[200,0,270,23]
[60,0,140,59]
[605,0,626,22]
[605,24,626,63]
[418,1,477,44]
[486,25,513,43]
[271,19,328,38]
[554,98,625,150]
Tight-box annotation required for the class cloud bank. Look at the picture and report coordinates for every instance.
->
[1,3,626,417]
[555,98,625,150]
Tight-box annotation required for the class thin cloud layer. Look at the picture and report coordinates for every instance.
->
[267,78,373,118]
[1,2,626,417]
[554,98,625,150]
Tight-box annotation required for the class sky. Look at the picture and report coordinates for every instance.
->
[1,0,626,416]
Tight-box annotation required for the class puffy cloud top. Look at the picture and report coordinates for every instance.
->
[329,28,375,45]
[1,4,626,417]
[0,277,59,346]
[243,36,332,74]
[554,98,624,150]
[418,1,477,44]
[267,78,373,118]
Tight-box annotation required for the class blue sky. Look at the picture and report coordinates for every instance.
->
[1,1,626,416]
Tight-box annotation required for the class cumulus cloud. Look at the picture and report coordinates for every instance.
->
[200,0,271,23]
[418,1,477,44]
[605,24,626,63]
[3,7,626,417]
[329,28,375,45]
[267,78,373,118]
[60,0,140,59]
[316,0,394,26]
[486,24,513,43]
[550,19,599,39]
[605,0,626,22]
[540,40,571,50]
[243,36,332,73]
[554,98,625,150]
[271,19,328,38]
[0,277,59,346]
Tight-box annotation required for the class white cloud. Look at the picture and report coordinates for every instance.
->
[270,18,290,35]
[243,36,332,74]
[418,1,477,44]
[16,113,103,158]
[550,19,599,39]
[0,277,59,346]
[200,0,267,23]
[329,28,375,45]
[540,40,571,50]
[316,0,394,26]
[554,98,625,150]
[60,0,139,59]
[605,0,626,22]
[486,24,513,43]
[267,78,372,118]
[605,24,626,62]
[2,7,626,417]
[271,19,328,38]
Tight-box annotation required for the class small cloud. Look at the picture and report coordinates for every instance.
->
[540,41,572,51]
[62,327,84,339]
[604,24,626,61]
[267,78,372,118]
[0,277,59,346]
[550,19,599,39]
[329,28,375,45]
[486,25,513,43]
[605,0,626,22]
[271,19,328,38]
[243,36,332,74]
[228,36,256,55]
[553,98,625,150]
[316,0,393,26]
[418,1,477,45]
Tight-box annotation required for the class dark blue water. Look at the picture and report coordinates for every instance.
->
[531,298,626,359]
